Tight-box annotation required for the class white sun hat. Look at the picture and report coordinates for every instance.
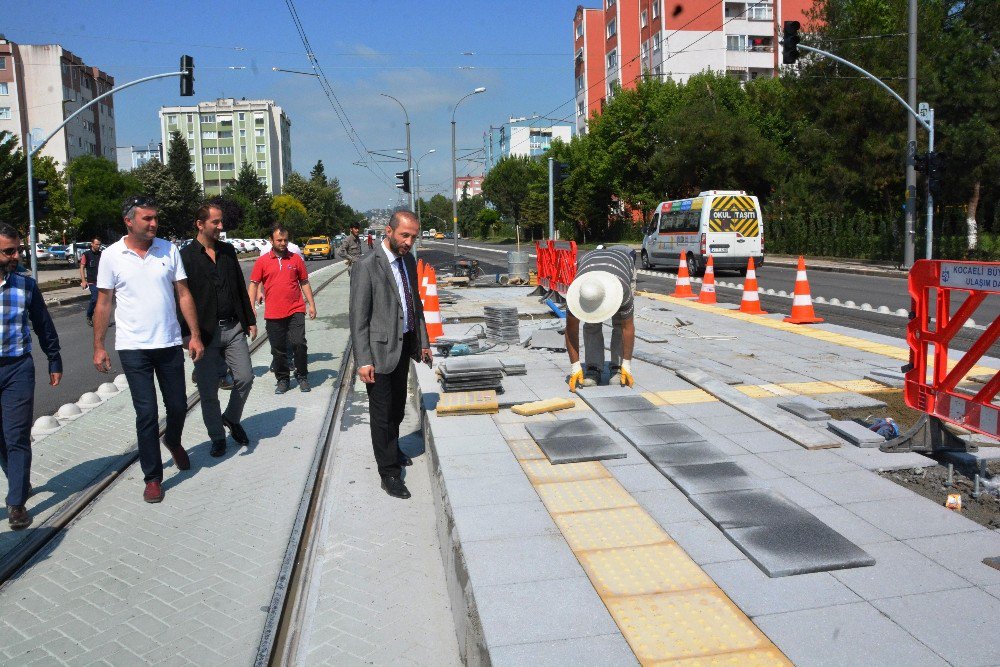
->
[566,271,624,323]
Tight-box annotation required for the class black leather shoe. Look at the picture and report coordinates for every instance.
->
[210,439,227,457]
[381,476,411,499]
[222,417,250,445]
[399,455,413,467]
[7,504,31,530]
[275,379,290,394]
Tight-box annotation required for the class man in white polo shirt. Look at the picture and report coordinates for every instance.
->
[93,195,204,504]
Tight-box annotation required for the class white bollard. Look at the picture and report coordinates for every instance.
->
[844,300,857,308]
[114,374,129,390]
[77,392,103,411]
[814,296,827,304]
[895,308,909,317]
[877,306,890,314]
[97,382,120,398]
[778,290,789,298]
[861,303,873,311]
[830,298,842,306]
[56,403,84,422]
[31,415,61,440]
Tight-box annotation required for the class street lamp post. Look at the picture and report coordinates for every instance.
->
[381,93,412,211]
[415,148,436,225]
[451,87,485,256]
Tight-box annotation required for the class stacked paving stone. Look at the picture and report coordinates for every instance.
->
[484,305,521,343]
[438,357,505,393]
[500,359,526,376]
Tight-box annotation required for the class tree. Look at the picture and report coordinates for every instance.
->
[481,156,545,229]
[0,132,28,231]
[159,131,202,238]
[223,162,274,238]
[66,155,140,242]
[272,193,311,235]
[32,155,76,241]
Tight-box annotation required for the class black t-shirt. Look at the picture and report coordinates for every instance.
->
[82,249,101,283]
[208,258,238,320]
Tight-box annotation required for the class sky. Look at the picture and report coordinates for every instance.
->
[5,1,583,211]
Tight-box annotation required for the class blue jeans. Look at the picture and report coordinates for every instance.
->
[86,284,98,318]
[0,355,35,506]
[119,346,188,483]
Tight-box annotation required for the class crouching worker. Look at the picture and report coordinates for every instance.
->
[564,246,636,391]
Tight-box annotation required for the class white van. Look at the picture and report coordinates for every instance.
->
[640,190,763,276]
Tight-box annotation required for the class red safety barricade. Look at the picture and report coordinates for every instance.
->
[553,240,578,296]
[906,259,1000,440]
[535,240,554,290]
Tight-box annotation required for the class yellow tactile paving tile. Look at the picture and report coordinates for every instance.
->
[521,459,610,485]
[760,383,797,396]
[553,506,668,552]
[641,391,668,406]
[778,381,843,395]
[656,647,793,666]
[608,589,783,664]
[506,439,547,461]
[831,379,891,393]
[735,385,777,399]
[534,477,638,515]
[578,543,715,597]
[655,389,716,405]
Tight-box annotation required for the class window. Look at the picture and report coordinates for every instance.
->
[727,35,747,51]
[220,162,234,171]
[606,0,615,6]
[218,131,233,138]
[747,3,773,20]
[576,75,584,93]
[577,100,585,117]
[653,33,662,51]
[0,83,7,95]
[220,146,234,155]
[606,49,618,71]
[256,161,266,169]
[575,23,583,39]
[256,144,266,154]
[202,131,217,139]
[201,114,215,123]
[203,147,218,155]
[239,129,246,138]
[255,128,264,137]
[652,1,660,18]
[238,112,245,121]
[187,131,194,140]
[255,115,264,124]
[187,114,193,123]
[0,107,10,120]
[575,47,584,62]
[168,114,177,124]
[240,145,247,155]
[641,9,648,27]
[641,41,650,58]
[205,163,219,171]
[606,18,616,38]
[0,57,6,70]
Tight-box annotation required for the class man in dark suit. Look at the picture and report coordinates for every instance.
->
[349,210,431,499]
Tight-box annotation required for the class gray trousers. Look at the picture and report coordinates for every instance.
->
[583,313,625,375]
[194,321,253,442]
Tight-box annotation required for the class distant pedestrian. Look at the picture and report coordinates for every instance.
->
[349,210,431,500]
[336,221,363,271]
[93,195,204,504]
[79,237,102,326]
[249,224,317,395]
[366,232,374,250]
[180,203,257,458]
[0,225,62,530]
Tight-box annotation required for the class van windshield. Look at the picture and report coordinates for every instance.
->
[709,195,759,236]
[306,238,327,245]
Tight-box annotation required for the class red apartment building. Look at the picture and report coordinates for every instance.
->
[574,0,811,133]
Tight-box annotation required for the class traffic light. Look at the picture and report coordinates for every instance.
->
[782,21,801,65]
[928,151,944,199]
[395,170,411,194]
[180,55,194,97]
[31,178,50,220]
[553,161,570,184]
[913,152,929,173]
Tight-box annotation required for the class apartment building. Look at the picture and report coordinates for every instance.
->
[574,0,810,133]
[158,98,292,196]
[0,39,116,164]
[116,142,163,171]
[454,176,484,200]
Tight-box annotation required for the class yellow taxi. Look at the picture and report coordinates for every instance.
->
[303,236,333,261]
[434,232,445,239]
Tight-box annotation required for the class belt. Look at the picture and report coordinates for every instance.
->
[218,317,239,326]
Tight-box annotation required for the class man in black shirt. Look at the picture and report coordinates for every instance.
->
[79,238,102,326]
[180,203,257,457]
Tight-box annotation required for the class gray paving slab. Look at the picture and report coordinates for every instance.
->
[575,385,636,398]
[688,489,817,530]
[489,633,639,667]
[871,588,1000,667]
[0,269,353,666]
[606,461,675,493]
[302,382,460,666]
[642,441,730,469]
[534,434,627,464]
[660,519,750,565]
[611,409,678,427]
[580,394,658,413]
[905,530,1000,588]
[703,559,862,617]
[829,444,937,471]
[805,505,895,546]
[796,469,917,504]
[432,432,512,457]
[830,540,972,600]
[828,420,886,447]
[474,576,621,647]
[765,476,837,509]
[779,401,831,422]
[437,451,525,479]
[526,418,603,440]
[463,535,584,587]
[633,488,707,525]
[843,496,984,540]
[428,412,503,438]
[754,602,950,667]
[728,430,805,454]
[659,462,768,496]
[442,472,540,508]
[865,371,906,389]
[452,500,561,543]
[726,454,791,480]
[619,422,707,447]
[724,519,875,578]
[758,449,861,476]
[813,392,887,410]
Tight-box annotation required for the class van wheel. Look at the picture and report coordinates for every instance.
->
[686,254,703,277]
[641,250,650,269]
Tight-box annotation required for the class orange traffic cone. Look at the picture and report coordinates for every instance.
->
[671,253,697,299]
[698,255,717,304]
[784,256,824,324]
[417,259,427,305]
[738,257,768,315]
[423,266,444,342]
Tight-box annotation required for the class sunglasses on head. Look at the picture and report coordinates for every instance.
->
[122,195,157,217]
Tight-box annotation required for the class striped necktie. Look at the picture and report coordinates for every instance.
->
[395,257,414,333]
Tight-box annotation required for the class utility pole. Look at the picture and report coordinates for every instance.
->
[548,157,555,240]
[904,0,918,268]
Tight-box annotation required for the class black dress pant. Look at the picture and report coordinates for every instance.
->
[266,312,308,381]
[366,331,414,478]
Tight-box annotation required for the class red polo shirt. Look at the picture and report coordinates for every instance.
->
[250,251,308,320]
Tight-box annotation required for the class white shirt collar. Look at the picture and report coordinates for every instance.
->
[381,239,400,264]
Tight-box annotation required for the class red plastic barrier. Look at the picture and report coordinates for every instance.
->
[906,259,1000,439]
[535,240,554,290]
[552,241,577,296]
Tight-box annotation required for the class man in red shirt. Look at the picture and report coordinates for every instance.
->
[249,225,317,394]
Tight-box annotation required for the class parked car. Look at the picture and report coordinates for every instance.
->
[24,244,51,261]
[47,245,76,264]
[421,230,430,239]
[434,232,445,239]
[444,231,454,239]
[72,241,99,261]
[303,236,333,261]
